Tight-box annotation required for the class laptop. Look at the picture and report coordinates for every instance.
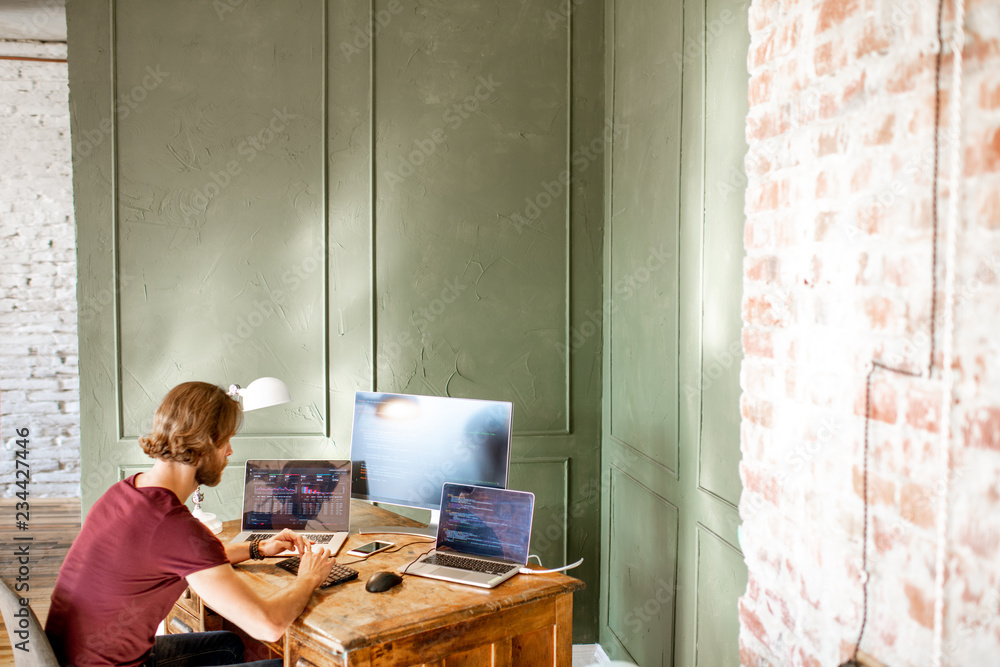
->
[404,483,534,589]
[229,459,352,555]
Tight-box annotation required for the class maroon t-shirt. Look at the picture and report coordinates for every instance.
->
[46,474,229,666]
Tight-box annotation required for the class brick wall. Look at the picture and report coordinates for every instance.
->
[739,0,1000,664]
[0,40,80,497]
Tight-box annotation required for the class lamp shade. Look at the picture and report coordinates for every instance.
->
[230,377,292,411]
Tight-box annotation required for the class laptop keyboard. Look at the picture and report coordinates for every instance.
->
[246,533,335,543]
[276,557,358,588]
[424,553,517,576]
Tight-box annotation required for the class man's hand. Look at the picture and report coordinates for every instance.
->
[260,528,311,557]
[295,548,338,588]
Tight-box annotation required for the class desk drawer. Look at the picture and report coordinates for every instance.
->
[165,604,203,635]
[175,587,202,617]
[286,629,344,667]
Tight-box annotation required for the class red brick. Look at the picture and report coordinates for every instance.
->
[739,601,771,651]
[965,127,1000,176]
[748,70,773,107]
[745,216,773,249]
[748,3,769,34]
[745,254,779,282]
[905,385,941,433]
[854,377,898,424]
[900,482,935,529]
[739,642,770,667]
[815,171,832,199]
[742,395,775,428]
[967,36,1000,63]
[852,468,896,505]
[743,327,775,358]
[796,647,822,667]
[747,109,788,141]
[743,293,785,327]
[904,582,934,629]
[818,92,838,119]
[773,213,799,247]
[865,113,895,146]
[882,253,913,288]
[963,407,1000,451]
[749,22,798,69]
[817,128,842,156]
[855,19,892,58]
[742,424,771,465]
[745,149,773,177]
[864,295,894,330]
[979,79,1000,109]
[979,187,1000,230]
[779,57,806,95]
[743,466,780,504]
[887,54,935,93]
[838,641,860,665]
[873,515,906,554]
[816,0,858,32]
[907,92,938,135]
[856,201,888,236]
[841,69,866,105]
[850,159,873,193]
[744,361,776,396]
[747,179,783,213]
[960,517,1000,559]
[814,211,838,240]
[814,41,846,77]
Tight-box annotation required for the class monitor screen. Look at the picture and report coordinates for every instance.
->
[350,391,513,511]
[241,459,351,532]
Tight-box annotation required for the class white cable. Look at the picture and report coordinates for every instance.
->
[519,557,584,575]
[932,0,965,663]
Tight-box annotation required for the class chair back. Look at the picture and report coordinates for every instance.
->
[0,578,59,667]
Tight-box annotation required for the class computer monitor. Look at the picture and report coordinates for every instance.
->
[350,391,513,537]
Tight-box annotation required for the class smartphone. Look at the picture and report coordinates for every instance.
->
[346,540,394,557]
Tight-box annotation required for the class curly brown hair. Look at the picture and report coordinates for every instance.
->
[138,381,243,465]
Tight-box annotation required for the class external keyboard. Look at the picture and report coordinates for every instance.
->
[276,556,358,588]
[424,553,516,576]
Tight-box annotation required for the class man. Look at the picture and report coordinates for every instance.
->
[46,381,337,666]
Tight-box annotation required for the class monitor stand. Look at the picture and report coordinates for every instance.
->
[358,505,440,539]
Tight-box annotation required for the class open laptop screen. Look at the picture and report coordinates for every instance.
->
[241,460,351,532]
[436,483,534,563]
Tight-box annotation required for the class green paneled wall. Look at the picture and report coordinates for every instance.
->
[601,0,749,664]
[68,0,603,641]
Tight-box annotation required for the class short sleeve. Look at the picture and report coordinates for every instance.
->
[149,506,229,578]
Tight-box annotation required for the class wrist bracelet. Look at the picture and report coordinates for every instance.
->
[250,537,264,560]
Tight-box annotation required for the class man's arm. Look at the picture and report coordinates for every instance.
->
[186,550,336,642]
[225,529,312,564]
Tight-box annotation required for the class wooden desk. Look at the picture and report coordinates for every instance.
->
[167,501,584,666]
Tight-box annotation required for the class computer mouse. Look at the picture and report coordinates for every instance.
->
[365,571,403,593]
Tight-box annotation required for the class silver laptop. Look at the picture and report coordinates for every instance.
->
[230,459,352,555]
[405,483,534,589]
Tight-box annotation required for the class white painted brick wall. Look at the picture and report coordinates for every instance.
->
[0,40,80,497]
[740,1,1000,665]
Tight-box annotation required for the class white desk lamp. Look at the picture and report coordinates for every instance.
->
[191,377,292,534]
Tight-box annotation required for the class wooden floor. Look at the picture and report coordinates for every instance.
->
[0,498,81,664]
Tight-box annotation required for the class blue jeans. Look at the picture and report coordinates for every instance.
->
[143,631,281,667]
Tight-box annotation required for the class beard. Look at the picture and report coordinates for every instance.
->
[195,450,227,487]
